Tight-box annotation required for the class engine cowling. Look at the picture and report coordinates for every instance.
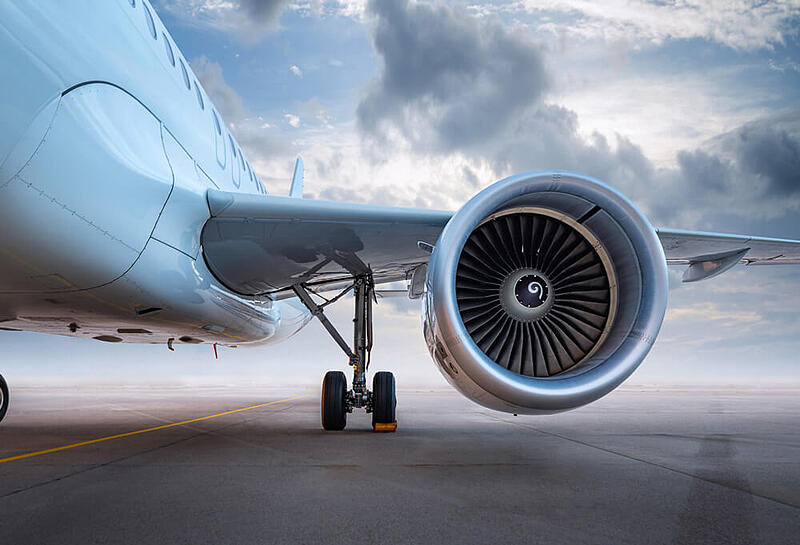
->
[424,171,668,414]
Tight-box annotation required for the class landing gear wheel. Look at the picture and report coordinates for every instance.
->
[372,371,397,432]
[0,374,9,424]
[321,371,347,431]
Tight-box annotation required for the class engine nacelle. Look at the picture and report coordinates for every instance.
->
[424,171,668,414]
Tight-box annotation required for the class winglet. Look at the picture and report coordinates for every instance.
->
[289,156,304,198]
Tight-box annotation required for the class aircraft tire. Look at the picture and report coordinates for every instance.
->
[372,371,396,432]
[0,374,8,424]
[321,371,347,431]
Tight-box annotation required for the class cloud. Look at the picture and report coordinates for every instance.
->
[353,1,800,232]
[733,123,800,196]
[285,113,301,128]
[191,55,246,121]
[498,0,800,50]
[191,56,290,169]
[768,58,800,73]
[355,1,658,208]
[665,302,761,326]
[291,0,367,19]
[553,69,778,168]
[357,0,548,153]
[290,65,303,77]
[182,1,799,238]
[156,0,290,42]
[156,0,371,41]
[298,97,335,127]
[653,115,800,226]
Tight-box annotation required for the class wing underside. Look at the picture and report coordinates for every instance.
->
[201,190,451,298]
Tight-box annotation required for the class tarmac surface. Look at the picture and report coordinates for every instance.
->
[0,386,798,545]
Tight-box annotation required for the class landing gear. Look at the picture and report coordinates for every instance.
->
[0,374,9,424]
[294,276,398,432]
[321,371,347,431]
[372,371,397,432]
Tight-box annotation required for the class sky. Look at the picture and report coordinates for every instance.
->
[5,0,800,389]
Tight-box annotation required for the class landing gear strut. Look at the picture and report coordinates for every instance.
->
[293,276,397,432]
[0,374,9,424]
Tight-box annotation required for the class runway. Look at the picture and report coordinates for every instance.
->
[1,387,798,544]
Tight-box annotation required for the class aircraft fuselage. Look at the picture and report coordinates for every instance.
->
[0,1,310,346]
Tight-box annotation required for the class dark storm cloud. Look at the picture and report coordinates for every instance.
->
[688,116,800,200]
[654,119,800,227]
[676,149,732,195]
[358,0,548,152]
[731,124,800,196]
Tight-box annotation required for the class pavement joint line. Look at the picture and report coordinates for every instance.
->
[0,394,310,465]
[482,412,800,512]
[1,427,209,499]
[0,398,305,500]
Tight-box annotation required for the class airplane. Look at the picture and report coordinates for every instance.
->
[1,0,798,432]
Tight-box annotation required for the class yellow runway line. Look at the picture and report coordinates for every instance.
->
[0,394,310,465]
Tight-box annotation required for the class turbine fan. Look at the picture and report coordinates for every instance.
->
[455,211,615,377]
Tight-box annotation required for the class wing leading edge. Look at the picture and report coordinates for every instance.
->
[200,189,800,296]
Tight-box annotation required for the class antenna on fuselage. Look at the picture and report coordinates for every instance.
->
[289,156,304,198]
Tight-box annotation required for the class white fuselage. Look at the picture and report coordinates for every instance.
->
[0,0,311,346]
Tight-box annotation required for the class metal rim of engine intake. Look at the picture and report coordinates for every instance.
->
[425,170,669,414]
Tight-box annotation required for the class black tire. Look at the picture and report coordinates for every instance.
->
[372,371,396,427]
[0,374,8,424]
[321,371,347,431]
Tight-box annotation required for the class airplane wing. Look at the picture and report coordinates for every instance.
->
[201,190,451,298]
[656,228,800,281]
[201,190,800,297]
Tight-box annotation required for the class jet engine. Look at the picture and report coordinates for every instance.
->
[424,171,668,414]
